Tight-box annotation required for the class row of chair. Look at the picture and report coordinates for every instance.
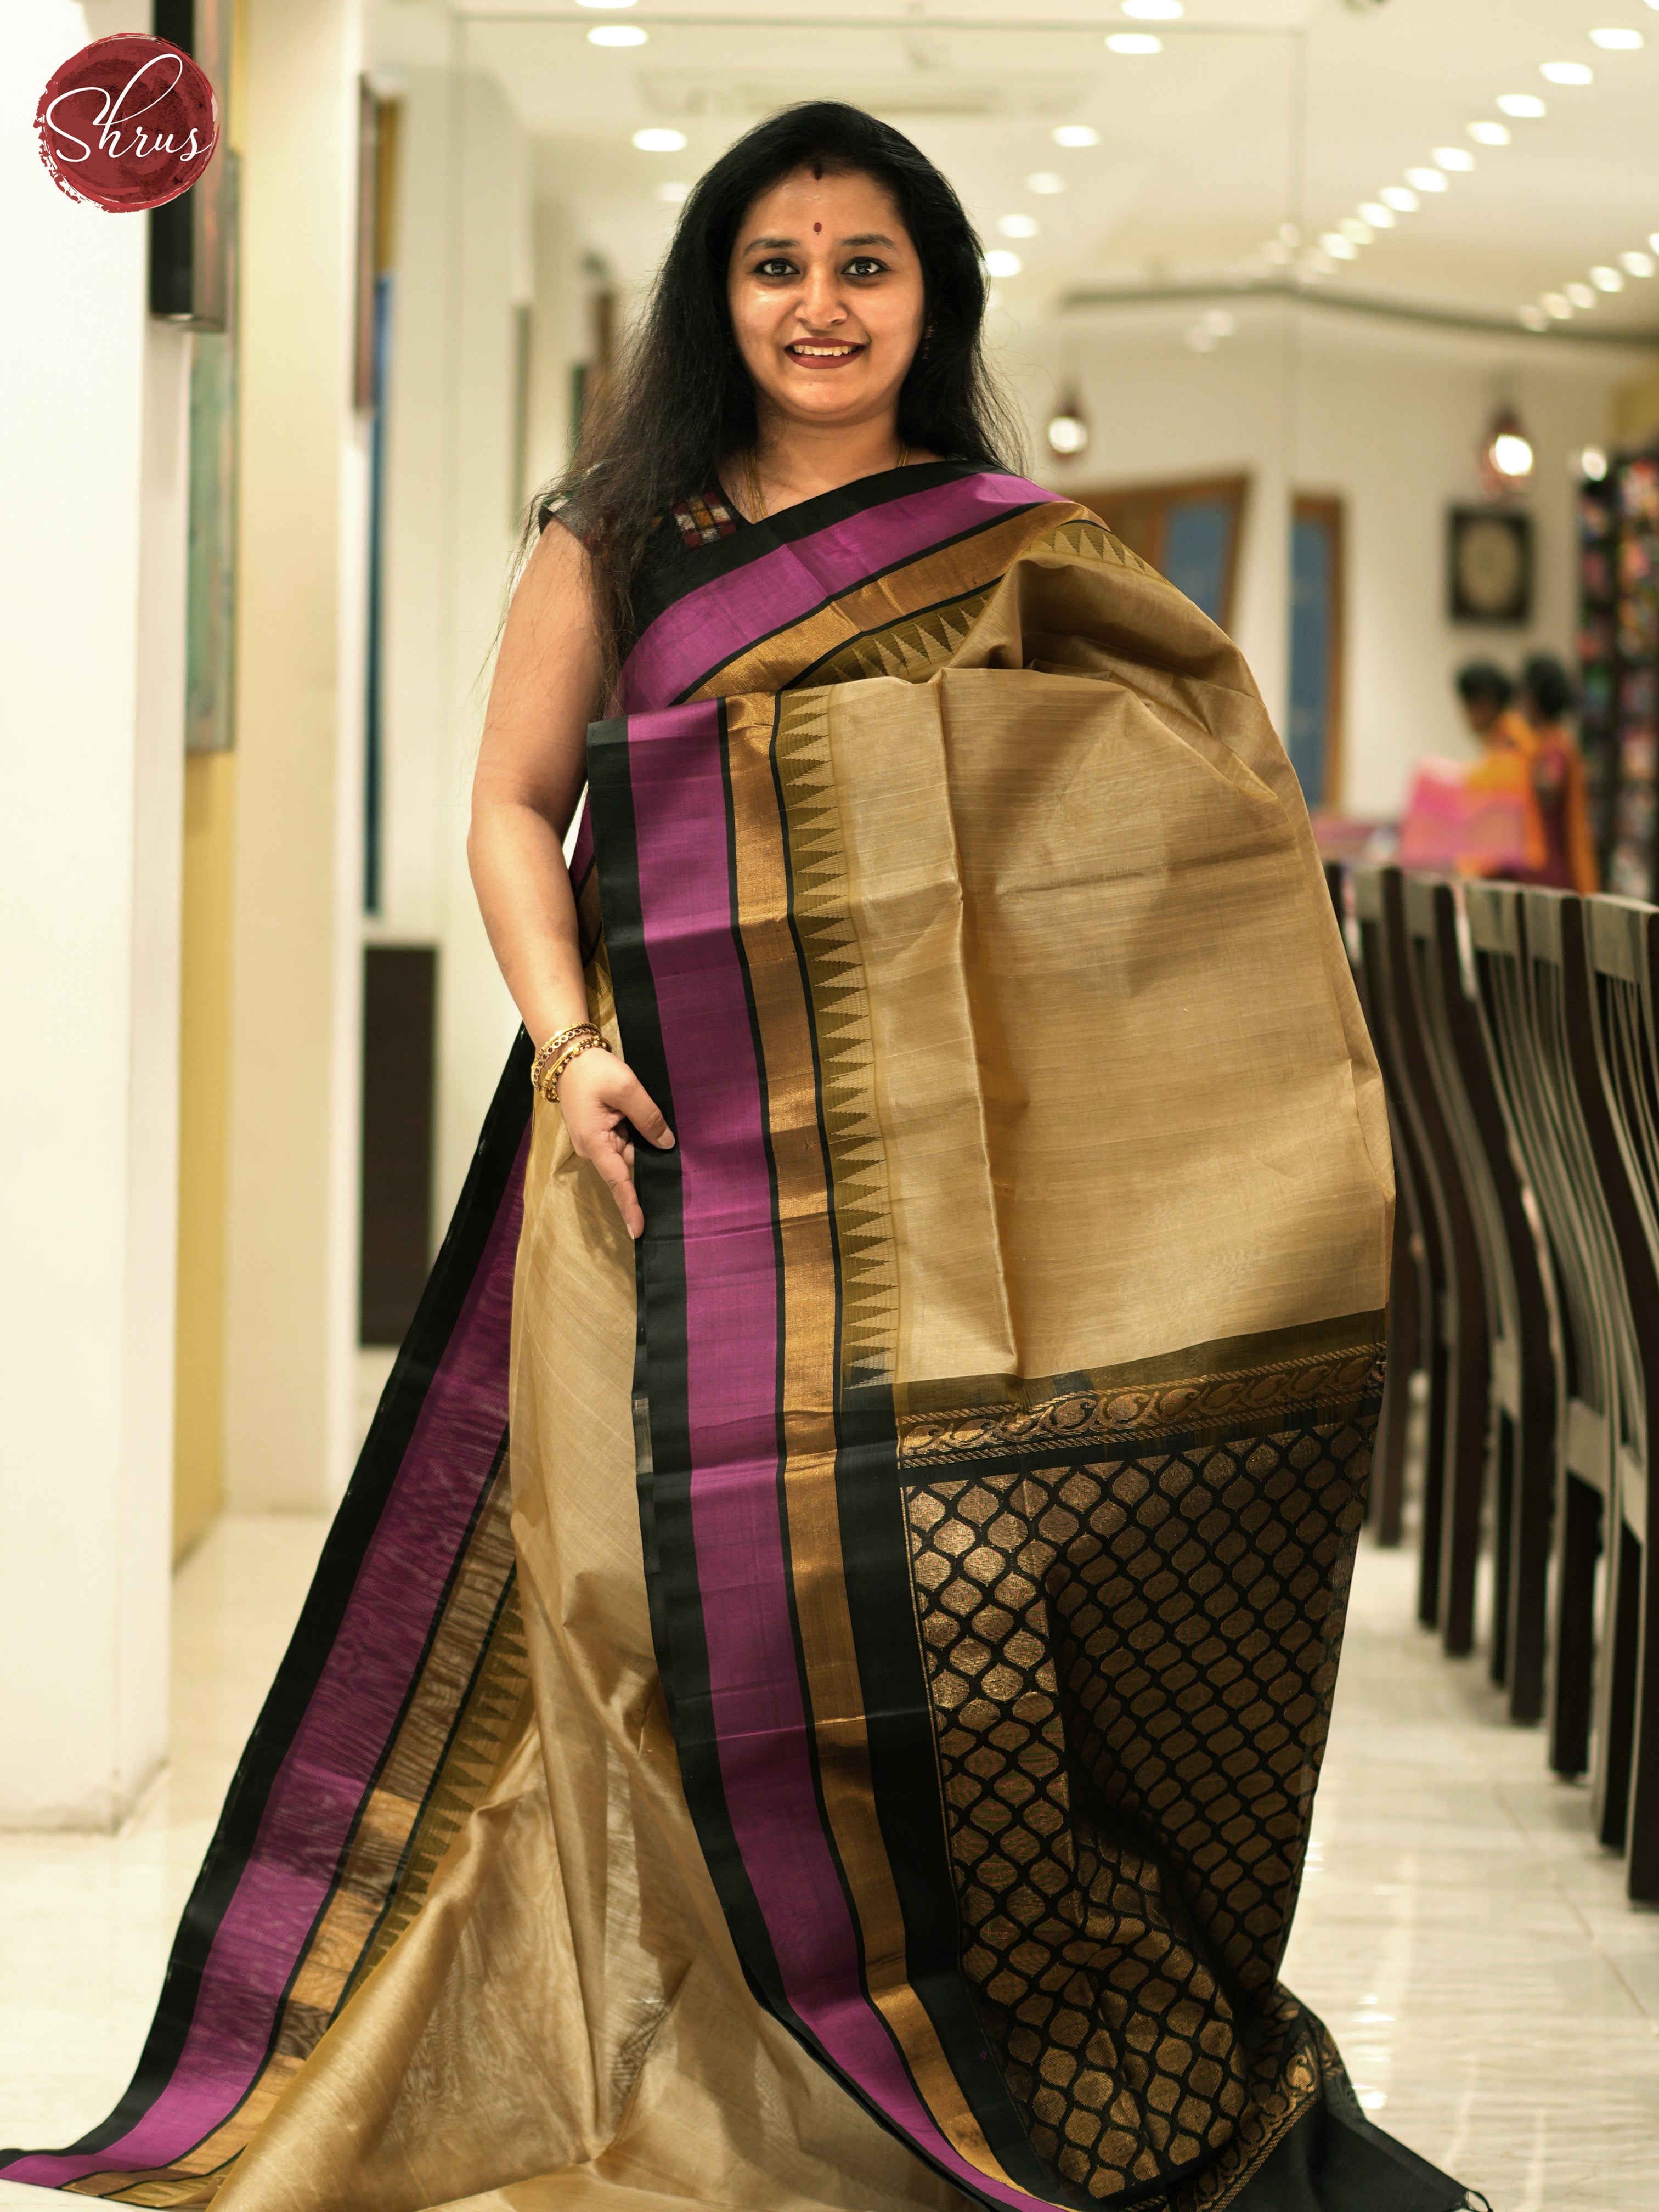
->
[1328,863,1659,1904]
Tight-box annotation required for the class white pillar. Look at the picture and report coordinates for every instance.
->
[221,0,366,1511]
[0,3,187,1828]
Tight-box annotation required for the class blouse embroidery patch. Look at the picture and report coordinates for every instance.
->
[672,490,741,547]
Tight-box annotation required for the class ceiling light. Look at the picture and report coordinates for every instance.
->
[1590,264,1625,290]
[1320,232,1358,260]
[1591,27,1644,47]
[1518,304,1549,331]
[1542,292,1573,318]
[656,180,690,204]
[1406,168,1449,193]
[1468,120,1511,145]
[1497,93,1547,117]
[1052,124,1100,148]
[1541,61,1594,83]
[1340,217,1373,244]
[1106,33,1163,54]
[998,213,1039,238]
[1579,447,1610,482]
[1651,232,1659,254]
[1623,250,1656,276]
[1566,280,1598,308]
[1026,171,1065,194]
[632,127,685,150]
[589,23,647,44]
[1122,0,1183,14]
[984,249,1023,278]
[1380,185,1419,212]
[1358,201,1395,228]
[1434,146,1475,171]
[1046,390,1090,456]
[1481,408,1534,494]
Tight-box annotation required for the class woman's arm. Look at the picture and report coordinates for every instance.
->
[468,523,673,1238]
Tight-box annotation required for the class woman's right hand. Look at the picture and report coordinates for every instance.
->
[555,1044,674,1240]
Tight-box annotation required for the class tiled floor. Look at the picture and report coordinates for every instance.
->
[1,1521,1655,2208]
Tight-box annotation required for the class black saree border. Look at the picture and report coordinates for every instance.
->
[0,1036,533,2176]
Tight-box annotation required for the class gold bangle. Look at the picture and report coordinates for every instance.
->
[531,1022,600,1094]
[548,1033,612,1102]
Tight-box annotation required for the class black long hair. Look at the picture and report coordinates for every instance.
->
[529,101,1022,676]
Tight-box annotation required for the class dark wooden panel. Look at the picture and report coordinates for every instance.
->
[359,945,437,1346]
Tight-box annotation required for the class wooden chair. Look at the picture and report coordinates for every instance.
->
[1465,885,1617,1783]
[1403,878,1554,1722]
[1349,867,1435,1550]
[1354,866,1489,1645]
[1578,895,1659,1899]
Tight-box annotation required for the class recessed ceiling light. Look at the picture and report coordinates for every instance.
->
[656,180,690,204]
[1320,233,1358,260]
[1380,185,1419,211]
[1434,146,1475,171]
[1497,93,1547,117]
[1026,171,1065,194]
[1542,292,1573,319]
[984,249,1023,278]
[1623,250,1657,276]
[1358,201,1395,228]
[1518,304,1549,330]
[1122,0,1183,15]
[1106,33,1162,53]
[632,127,686,150]
[998,213,1039,238]
[1650,231,1659,254]
[1580,447,1610,481]
[1591,27,1644,47]
[1590,264,1625,290]
[1406,167,1449,193]
[1339,217,1372,244]
[1541,61,1594,83]
[1468,120,1511,144]
[1052,124,1100,148]
[1566,280,1598,308]
[589,23,647,44]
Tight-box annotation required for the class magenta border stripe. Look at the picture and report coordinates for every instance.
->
[617,472,1052,713]
[4,1148,527,2191]
[626,704,1042,2211]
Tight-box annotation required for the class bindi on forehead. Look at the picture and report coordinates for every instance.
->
[814,222,821,233]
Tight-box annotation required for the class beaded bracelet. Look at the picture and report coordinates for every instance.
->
[531,1022,600,1097]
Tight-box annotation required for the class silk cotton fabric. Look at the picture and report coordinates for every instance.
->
[1,464,1472,2212]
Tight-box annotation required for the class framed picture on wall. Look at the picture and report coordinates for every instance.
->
[1448,507,1533,625]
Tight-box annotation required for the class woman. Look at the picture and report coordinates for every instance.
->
[1448,656,1598,894]
[3,105,1476,2212]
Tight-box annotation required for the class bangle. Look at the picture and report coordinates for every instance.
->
[548,1032,612,1101]
[531,1022,600,1096]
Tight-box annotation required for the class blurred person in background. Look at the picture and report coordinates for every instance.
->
[1449,655,1598,894]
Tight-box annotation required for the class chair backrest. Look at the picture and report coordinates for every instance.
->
[1465,884,1621,1484]
[1351,866,1446,1293]
[1404,877,1551,1427]
[1582,896,1659,1484]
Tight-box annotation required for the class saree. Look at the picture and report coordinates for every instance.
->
[2,462,1472,2212]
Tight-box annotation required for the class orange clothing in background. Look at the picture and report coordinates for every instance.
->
[1487,708,1600,894]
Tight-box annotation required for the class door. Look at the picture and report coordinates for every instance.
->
[1288,495,1345,809]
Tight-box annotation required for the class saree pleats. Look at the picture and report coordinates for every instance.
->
[2,465,1469,2212]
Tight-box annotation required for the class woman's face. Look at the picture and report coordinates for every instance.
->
[727,167,927,438]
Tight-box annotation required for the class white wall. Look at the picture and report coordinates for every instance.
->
[0,2,187,1825]
[376,69,560,1229]
[1011,300,1646,817]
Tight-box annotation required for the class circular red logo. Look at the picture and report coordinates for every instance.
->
[36,35,218,213]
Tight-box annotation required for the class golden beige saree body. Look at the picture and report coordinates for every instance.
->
[2,464,1472,2212]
